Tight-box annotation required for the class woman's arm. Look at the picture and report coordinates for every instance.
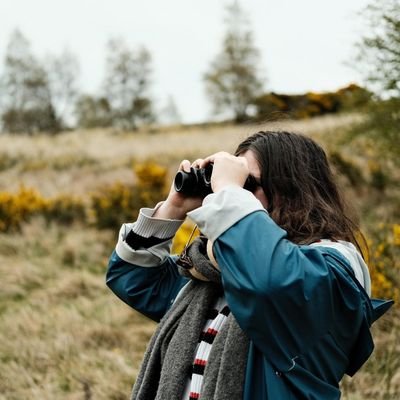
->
[106,159,204,321]
[106,206,189,322]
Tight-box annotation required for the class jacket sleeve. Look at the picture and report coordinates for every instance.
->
[106,205,189,322]
[106,251,189,322]
[188,186,365,372]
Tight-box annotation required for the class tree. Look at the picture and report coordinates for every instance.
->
[103,38,155,130]
[204,0,265,123]
[356,0,400,97]
[160,95,182,125]
[75,95,112,128]
[0,29,60,134]
[352,0,400,156]
[45,49,80,128]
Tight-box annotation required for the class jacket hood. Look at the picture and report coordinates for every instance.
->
[310,240,371,296]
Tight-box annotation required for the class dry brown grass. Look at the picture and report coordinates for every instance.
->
[0,114,398,399]
[0,220,155,400]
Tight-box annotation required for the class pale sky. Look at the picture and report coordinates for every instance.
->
[0,0,370,123]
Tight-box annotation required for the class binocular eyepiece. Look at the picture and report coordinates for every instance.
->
[174,163,260,197]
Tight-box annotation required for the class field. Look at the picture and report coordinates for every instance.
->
[0,114,399,399]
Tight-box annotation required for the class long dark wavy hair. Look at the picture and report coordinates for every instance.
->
[235,131,363,251]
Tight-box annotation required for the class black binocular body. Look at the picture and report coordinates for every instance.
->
[174,164,259,197]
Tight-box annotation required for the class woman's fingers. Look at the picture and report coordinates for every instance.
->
[191,159,204,169]
[199,151,231,168]
[178,158,205,172]
[179,159,191,172]
[203,152,249,192]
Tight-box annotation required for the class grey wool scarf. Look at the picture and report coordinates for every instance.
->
[131,236,250,400]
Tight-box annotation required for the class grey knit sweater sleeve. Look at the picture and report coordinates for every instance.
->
[116,203,184,267]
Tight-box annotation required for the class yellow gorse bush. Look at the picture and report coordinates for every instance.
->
[392,224,400,246]
[134,162,169,205]
[0,186,87,232]
[90,181,136,229]
[0,162,169,232]
[368,223,400,304]
[0,185,48,231]
[90,162,169,229]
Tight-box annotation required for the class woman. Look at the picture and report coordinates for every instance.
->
[106,131,392,399]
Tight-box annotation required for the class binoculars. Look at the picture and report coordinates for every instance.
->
[174,164,213,197]
[174,164,259,197]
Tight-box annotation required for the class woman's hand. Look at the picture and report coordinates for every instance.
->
[154,153,248,219]
[153,159,204,220]
[199,152,249,193]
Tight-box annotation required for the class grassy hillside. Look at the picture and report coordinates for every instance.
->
[0,114,358,197]
[0,114,399,399]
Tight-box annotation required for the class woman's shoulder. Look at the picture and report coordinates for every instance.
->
[307,240,371,296]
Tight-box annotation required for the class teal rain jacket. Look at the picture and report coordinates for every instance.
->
[107,202,393,399]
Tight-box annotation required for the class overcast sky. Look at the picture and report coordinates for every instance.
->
[0,0,371,123]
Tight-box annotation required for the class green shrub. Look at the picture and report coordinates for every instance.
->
[329,151,365,188]
[44,194,87,225]
[368,160,389,191]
